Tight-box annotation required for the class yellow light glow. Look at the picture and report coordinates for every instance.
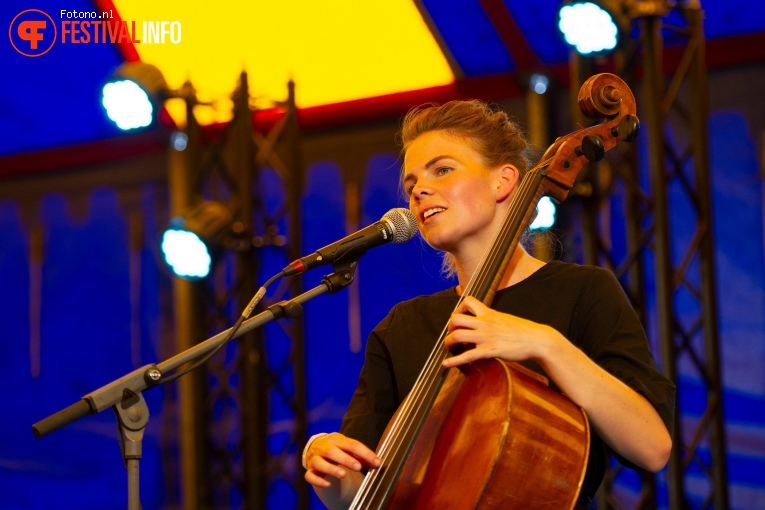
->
[112,0,454,125]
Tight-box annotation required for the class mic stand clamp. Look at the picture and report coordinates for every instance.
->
[265,258,360,321]
[114,390,149,510]
[322,259,358,294]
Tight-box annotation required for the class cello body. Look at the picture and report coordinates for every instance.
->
[382,361,589,509]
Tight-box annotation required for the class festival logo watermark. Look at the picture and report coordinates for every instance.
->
[9,8,182,57]
[9,9,57,57]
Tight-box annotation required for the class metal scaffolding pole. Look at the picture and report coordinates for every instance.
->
[641,13,682,509]
[229,71,269,509]
[642,3,728,507]
[281,81,310,510]
[169,81,213,510]
[687,9,727,508]
[251,79,310,510]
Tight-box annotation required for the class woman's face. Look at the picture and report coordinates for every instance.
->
[403,130,512,257]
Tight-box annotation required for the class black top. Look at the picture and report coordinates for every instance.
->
[340,260,676,500]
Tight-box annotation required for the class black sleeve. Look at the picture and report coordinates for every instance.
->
[340,308,400,453]
[576,268,676,441]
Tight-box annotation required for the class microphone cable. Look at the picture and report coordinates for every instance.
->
[158,270,285,386]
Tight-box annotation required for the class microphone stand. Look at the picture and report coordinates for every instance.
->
[32,260,359,510]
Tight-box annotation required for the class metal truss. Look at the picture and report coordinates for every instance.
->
[250,80,310,510]
[168,73,308,509]
[568,2,727,508]
[642,4,727,508]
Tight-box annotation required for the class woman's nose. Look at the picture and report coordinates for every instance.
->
[411,181,432,199]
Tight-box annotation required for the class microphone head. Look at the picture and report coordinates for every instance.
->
[383,208,418,243]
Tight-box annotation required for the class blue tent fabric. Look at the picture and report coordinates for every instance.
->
[3,1,765,508]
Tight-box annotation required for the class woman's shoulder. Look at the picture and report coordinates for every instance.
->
[539,259,614,277]
[529,260,620,288]
[503,260,623,305]
[389,288,460,316]
[374,288,459,338]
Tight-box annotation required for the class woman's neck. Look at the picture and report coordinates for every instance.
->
[454,246,544,296]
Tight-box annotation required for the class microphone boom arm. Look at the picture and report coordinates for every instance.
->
[32,259,363,509]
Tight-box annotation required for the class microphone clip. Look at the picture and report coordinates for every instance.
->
[321,258,360,294]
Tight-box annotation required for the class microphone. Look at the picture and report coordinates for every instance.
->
[283,208,417,276]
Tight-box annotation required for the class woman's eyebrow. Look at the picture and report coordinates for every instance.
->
[403,155,453,182]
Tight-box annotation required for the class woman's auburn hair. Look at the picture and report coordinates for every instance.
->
[400,99,531,175]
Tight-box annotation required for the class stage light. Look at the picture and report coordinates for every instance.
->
[558,1,625,55]
[558,0,671,56]
[530,73,550,95]
[530,197,557,230]
[170,131,188,151]
[161,201,234,280]
[102,62,169,131]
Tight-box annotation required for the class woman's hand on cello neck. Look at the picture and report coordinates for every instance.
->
[442,295,558,369]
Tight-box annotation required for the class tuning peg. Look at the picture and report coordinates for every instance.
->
[574,134,605,162]
[611,114,640,142]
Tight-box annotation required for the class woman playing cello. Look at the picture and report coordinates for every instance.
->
[303,99,675,509]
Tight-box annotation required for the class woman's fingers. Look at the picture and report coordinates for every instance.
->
[444,297,523,366]
[304,467,333,488]
[327,435,381,469]
[452,296,487,317]
[307,454,352,479]
[305,433,381,479]
[443,345,485,367]
[449,296,504,331]
[447,312,482,332]
[443,326,481,348]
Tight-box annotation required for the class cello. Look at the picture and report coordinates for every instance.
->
[349,73,640,509]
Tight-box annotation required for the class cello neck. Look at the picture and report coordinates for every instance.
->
[460,167,549,304]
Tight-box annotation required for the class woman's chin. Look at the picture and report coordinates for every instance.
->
[422,234,455,253]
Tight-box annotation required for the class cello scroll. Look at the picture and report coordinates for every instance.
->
[540,73,640,203]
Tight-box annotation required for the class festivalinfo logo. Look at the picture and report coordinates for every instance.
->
[9,8,182,57]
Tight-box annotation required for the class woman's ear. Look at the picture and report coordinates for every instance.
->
[495,165,519,202]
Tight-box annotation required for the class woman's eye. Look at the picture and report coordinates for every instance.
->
[436,166,452,176]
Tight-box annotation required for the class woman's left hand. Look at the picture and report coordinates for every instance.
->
[442,296,558,368]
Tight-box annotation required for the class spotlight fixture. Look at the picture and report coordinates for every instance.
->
[102,62,170,131]
[557,0,671,56]
[558,1,627,55]
[161,201,234,280]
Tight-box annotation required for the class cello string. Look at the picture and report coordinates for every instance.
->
[466,164,549,298]
[372,172,539,466]
[363,185,546,506]
[354,169,544,507]
[353,168,546,507]
[353,161,551,507]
